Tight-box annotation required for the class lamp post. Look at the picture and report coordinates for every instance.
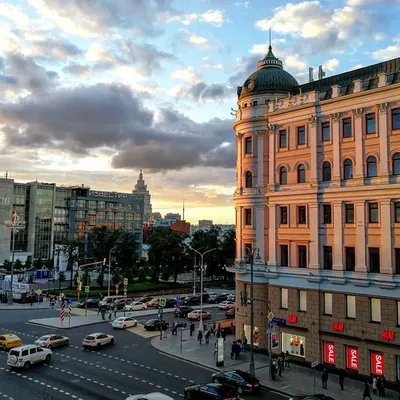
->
[108,246,118,297]
[190,247,216,331]
[245,246,260,377]
[4,211,26,305]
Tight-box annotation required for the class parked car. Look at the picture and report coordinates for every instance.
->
[0,333,22,350]
[144,319,169,331]
[77,298,100,309]
[7,345,51,369]
[112,317,138,329]
[82,333,114,349]
[212,370,261,395]
[208,293,229,304]
[225,308,235,319]
[124,301,147,311]
[182,296,200,306]
[187,310,212,321]
[136,296,153,303]
[227,294,235,302]
[34,334,69,349]
[218,301,235,310]
[164,298,177,308]
[174,306,193,318]
[289,395,336,400]
[184,383,239,399]
[126,393,175,400]
[146,298,161,307]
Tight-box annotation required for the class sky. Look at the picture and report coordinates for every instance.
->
[0,0,399,224]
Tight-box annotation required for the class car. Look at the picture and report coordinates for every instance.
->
[124,301,147,311]
[184,383,239,399]
[82,333,115,349]
[136,296,153,303]
[7,344,51,369]
[0,333,22,350]
[225,308,235,319]
[34,334,69,349]
[164,298,177,308]
[182,296,201,306]
[212,370,261,395]
[289,395,336,400]
[208,293,229,304]
[144,319,169,331]
[112,317,138,329]
[126,393,175,400]
[227,294,235,302]
[187,310,212,321]
[218,301,235,310]
[146,298,161,307]
[77,298,100,309]
[114,298,133,310]
[99,295,124,307]
[174,306,193,318]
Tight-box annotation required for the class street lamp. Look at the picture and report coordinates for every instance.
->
[190,247,216,331]
[245,246,260,377]
[108,246,118,297]
[4,211,26,305]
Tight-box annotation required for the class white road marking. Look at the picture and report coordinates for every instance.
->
[0,391,14,400]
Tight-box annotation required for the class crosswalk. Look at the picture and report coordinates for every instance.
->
[126,323,163,338]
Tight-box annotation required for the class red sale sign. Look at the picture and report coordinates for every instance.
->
[324,342,336,364]
[371,352,384,376]
[347,347,359,370]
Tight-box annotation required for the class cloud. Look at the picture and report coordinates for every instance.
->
[26,38,83,60]
[200,10,225,26]
[372,45,400,61]
[347,0,400,5]
[0,3,30,24]
[179,82,232,102]
[323,58,340,71]
[171,67,201,83]
[202,63,224,69]
[284,55,306,70]
[187,33,211,48]
[63,63,91,76]
[165,9,225,26]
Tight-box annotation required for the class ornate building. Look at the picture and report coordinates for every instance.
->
[228,45,400,384]
[133,169,152,222]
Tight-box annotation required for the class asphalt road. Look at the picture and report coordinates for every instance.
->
[0,308,288,400]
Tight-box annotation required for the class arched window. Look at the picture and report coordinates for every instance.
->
[279,166,287,185]
[322,161,331,182]
[297,164,306,183]
[393,153,400,175]
[366,156,377,178]
[245,171,253,188]
[343,159,353,180]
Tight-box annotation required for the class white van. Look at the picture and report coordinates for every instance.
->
[99,295,124,307]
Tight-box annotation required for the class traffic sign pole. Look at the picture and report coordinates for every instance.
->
[60,301,65,327]
[123,278,128,316]
[84,286,89,316]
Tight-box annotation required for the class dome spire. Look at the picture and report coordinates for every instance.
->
[257,28,283,71]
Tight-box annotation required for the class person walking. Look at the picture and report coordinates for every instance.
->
[363,381,372,400]
[197,330,203,345]
[372,376,377,395]
[285,350,290,368]
[205,330,210,344]
[339,369,345,390]
[190,323,195,337]
[243,337,248,353]
[230,341,236,360]
[278,358,283,378]
[381,375,386,397]
[377,376,383,397]
[321,369,328,389]
[101,307,106,320]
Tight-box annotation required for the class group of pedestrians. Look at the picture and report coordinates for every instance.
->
[98,303,117,320]
[271,352,290,380]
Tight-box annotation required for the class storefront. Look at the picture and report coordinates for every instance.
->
[244,325,259,347]
[370,351,384,376]
[323,341,336,365]
[346,346,359,371]
[281,332,306,358]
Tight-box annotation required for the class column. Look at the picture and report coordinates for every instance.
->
[377,103,389,180]
[267,204,277,266]
[331,113,341,184]
[355,201,367,272]
[235,207,242,261]
[309,203,320,269]
[236,132,243,189]
[352,108,364,179]
[268,124,276,190]
[332,202,343,270]
[255,205,265,263]
[256,130,264,187]
[380,200,393,274]
[308,115,318,183]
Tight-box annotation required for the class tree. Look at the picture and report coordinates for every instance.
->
[3,260,11,272]
[60,238,81,289]
[34,258,43,270]
[24,259,32,270]
[14,259,23,271]
[218,229,236,280]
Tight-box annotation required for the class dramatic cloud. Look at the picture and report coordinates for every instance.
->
[179,82,232,102]
[372,45,400,61]
[171,67,201,83]
[63,63,91,76]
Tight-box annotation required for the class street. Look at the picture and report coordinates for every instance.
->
[0,308,288,400]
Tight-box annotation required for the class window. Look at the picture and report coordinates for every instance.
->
[323,204,332,224]
[244,209,252,226]
[297,126,306,145]
[369,247,380,273]
[245,137,252,154]
[324,293,333,315]
[396,202,400,223]
[342,117,352,138]
[367,156,377,177]
[343,159,353,180]
[279,166,287,185]
[281,288,288,309]
[395,248,400,274]
[298,245,307,268]
[322,161,331,182]
[297,206,306,224]
[345,247,355,271]
[368,202,379,223]
[397,301,400,326]
[280,206,288,225]
[297,164,306,183]
[279,130,287,148]
[299,290,307,311]
[245,171,253,188]
[252,100,258,106]
[346,295,356,318]
[366,113,376,134]
[280,245,288,267]
[393,108,400,130]
[323,246,333,270]
[30,347,36,355]
[76,210,86,219]
[322,121,330,141]
[393,153,400,175]
[370,298,381,322]
[345,204,354,223]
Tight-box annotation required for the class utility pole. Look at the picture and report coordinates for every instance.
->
[108,247,118,297]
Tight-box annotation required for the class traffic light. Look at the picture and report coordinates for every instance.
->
[157,306,161,318]
[271,333,279,350]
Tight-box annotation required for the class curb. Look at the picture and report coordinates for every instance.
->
[27,319,107,330]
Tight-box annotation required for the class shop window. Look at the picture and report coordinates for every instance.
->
[396,355,400,382]
[346,295,356,318]
[342,117,352,138]
[280,245,288,267]
[298,245,307,268]
[343,159,353,180]
[371,351,384,376]
[369,247,380,273]
[279,130,287,148]
[392,109,400,130]
[297,126,306,145]
[368,202,379,223]
[347,347,359,370]
[323,204,332,224]
[281,333,305,358]
[323,246,332,270]
[280,206,288,225]
[366,113,376,134]
[281,288,288,309]
[322,161,331,182]
[244,209,252,226]
[297,206,306,224]
[299,290,307,312]
[322,121,330,141]
[245,137,252,154]
[345,247,356,271]
[324,293,333,315]
[244,325,259,347]
[345,204,354,223]
[370,298,381,322]
[88,215,96,226]
[367,156,378,177]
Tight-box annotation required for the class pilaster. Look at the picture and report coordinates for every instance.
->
[332,202,343,271]
[256,130,264,187]
[236,133,243,189]
[267,204,277,266]
[355,201,367,273]
[331,113,341,185]
[309,203,320,269]
[235,207,242,261]
[255,205,265,263]
[267,123,277,191]
[380,200,393,274]
[308,115,318,184]
[377,103,389,181]
[352,108,364,180]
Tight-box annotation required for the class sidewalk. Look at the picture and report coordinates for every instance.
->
[28,315,106,329]
[152,329,399,400]
[0,302,51,310]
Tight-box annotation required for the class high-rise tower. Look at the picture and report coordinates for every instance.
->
[133,169,152,222]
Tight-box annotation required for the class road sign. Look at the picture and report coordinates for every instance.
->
[267,311,274,321]
[272,317,286,326]
[268,321,274,330]
[84,286,90,293]
[68,298,73,305]
[311,361,319,368]
[159,298,166,308]
[176,296,180,301]
[123,278,128,285]
[35,289,42,296]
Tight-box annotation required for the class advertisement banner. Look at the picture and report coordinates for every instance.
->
[346,347,359,370]
[324,342,336,364]
[371,352,384,376]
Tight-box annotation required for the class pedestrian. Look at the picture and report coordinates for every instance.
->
[216,329,221,339]
[234,342,241,360]
[101,307,106,320]
[278,358,283,378]
[113,304,117,318]
[339,369,344,390]
[231,341,236,359]
[381,375,386,397]
[108,306,112,320]
[212,322,216,334]
[214,340,218,357]
[363,381,372,400]
[205,330,210,344]
[377,376,383,397]
[285,350,290,368]
[271,361,277,381]
[243,337,248,353]
[221,330,226,341]
[197,330,203,345]
[321,369,328,389]
[372,376,377,395]
[190,323,195,337]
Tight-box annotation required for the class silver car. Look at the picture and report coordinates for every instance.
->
[34,334,69,349]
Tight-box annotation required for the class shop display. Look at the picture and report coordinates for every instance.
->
[281,333,305,357]
[244,325,259,347]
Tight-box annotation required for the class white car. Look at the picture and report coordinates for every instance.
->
[126,393,175,400]
[82,333,114,349]
[218,301,236,310]
[7,344,52,369]
[34,334,69,349]
[124,301,147,311]
[112,317,138,329]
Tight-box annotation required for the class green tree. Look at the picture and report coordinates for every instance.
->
[14,259,23,271]
[60,238,81,289]
[33,257,43,270]
[24,259,32,270]
[3,259,11,272]
[218,229,236,280]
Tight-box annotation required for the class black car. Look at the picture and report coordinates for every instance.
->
[164,298,177,308]
[212,370,261,394]
[184,383,239,399]
[225,308,235,319]
[182,296,201,306]
[174,306,193,318]
[144,319,169,331]
[77,298,100,309]
[136,296,153,303]
[208,293,229,304]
